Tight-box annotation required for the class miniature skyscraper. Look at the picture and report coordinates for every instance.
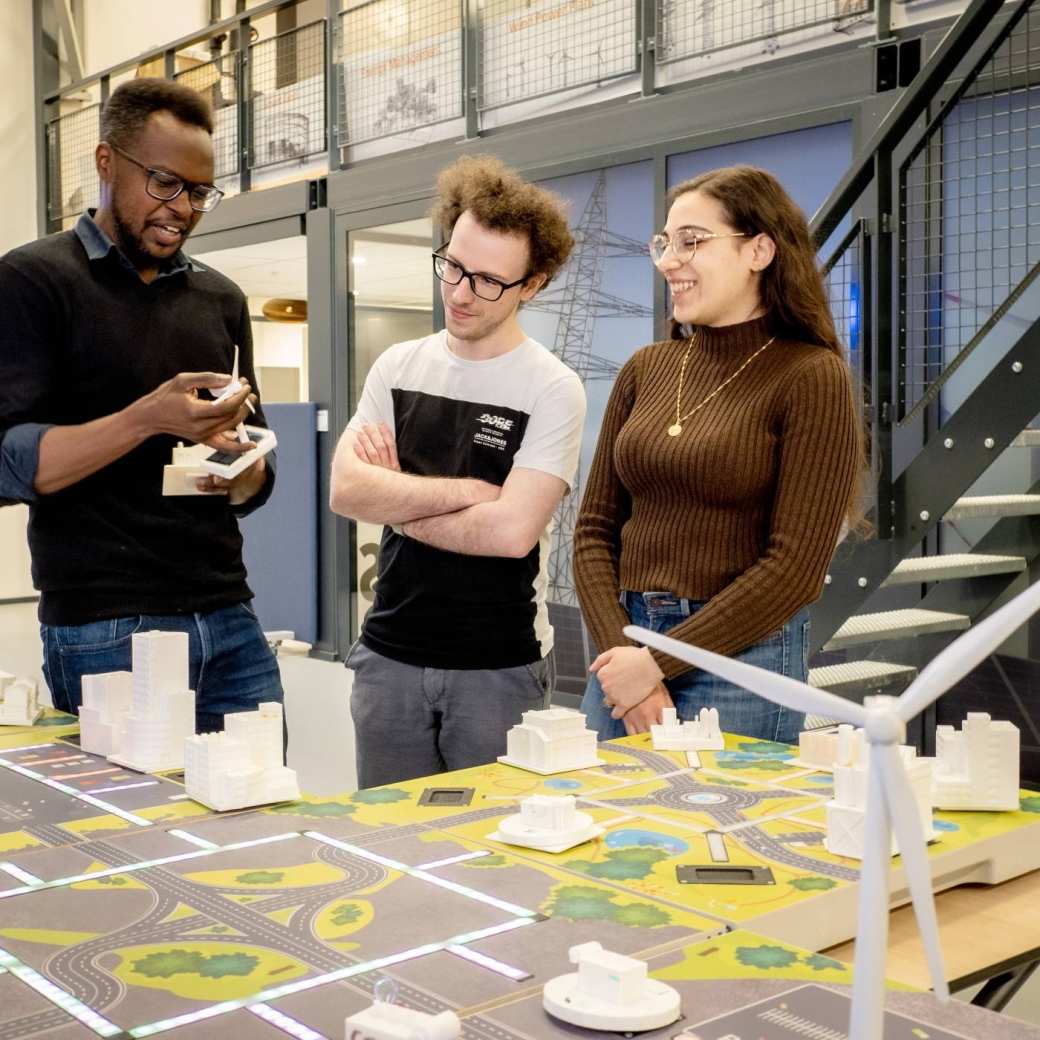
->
[0,673,42,726]
[651,706,723,751]
[79,671,133,755]
[543,942,681,1031]
[108,631,195,773]
[185,702,298,811]
[826,740,935,859]
[932,712,1020,811]
[498,707,602,774]
[798,722,860,770]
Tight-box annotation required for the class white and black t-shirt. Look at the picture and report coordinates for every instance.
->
[349,330,586,670]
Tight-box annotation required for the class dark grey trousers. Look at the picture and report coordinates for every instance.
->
[347,641,553,789]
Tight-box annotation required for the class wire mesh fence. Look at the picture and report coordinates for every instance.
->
[477,0,638,111]
[823,220,867,379]
[46,104,101,221]
[336,0,462,146]
[248,20,327,169]
[657,0,873,64]
[175,53,241,180]
[898,0,1040,421]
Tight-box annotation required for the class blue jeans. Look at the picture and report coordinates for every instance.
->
[41,602,284,736]
[581,591,808,744]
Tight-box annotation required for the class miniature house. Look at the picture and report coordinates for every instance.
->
[0,673,42,726]
[162,441,212,496]
[185,702,298,811]
[932,712,1019,811]
[499,707,601,773]
[826,743,935,859]
[108,631,195,773]
[651,706,723,751]
[79,671,133,755]
[798,722,861,770]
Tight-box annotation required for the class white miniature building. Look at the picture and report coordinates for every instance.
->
[651,706,723,752]
[185,702,298,812]
[79,671,133,755]
[108,631,195,773]
[543,942,681,1032]
[931,712,1020,811]
[162,441,212,496]
[826,743,935,859]
[498,707,602,774]
[0,673,42,726]
[344,1003,459,1040]
[797,722,862,771]
[491,794,602,853]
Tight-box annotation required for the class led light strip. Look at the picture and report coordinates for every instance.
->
[305,831,536,917]
[91,781,160,794]
[0,861,43,885]
[415,850,490,870]
[0,947,122,1037]
[0,831,299,900]
[247,1003,327,1039]
[0,754,151,827]
[167,829,220,850]
[129,917,536,1037]
[0,743,59,754]
[446,943,531,981]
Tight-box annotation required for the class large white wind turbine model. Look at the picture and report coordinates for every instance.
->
[626,580,1040,1040]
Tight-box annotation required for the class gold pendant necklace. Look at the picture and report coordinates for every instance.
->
[669,332,776,436]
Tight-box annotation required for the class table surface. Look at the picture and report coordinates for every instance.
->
[0,721,1039,1038]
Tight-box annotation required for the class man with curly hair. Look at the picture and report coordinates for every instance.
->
[331,155,586,787]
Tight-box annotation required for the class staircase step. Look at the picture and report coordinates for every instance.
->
[1013,429,1040,447]
[944,494,1040,521]
[824,608,970,650]
[809,660,918,696]
[883,553,1026,585]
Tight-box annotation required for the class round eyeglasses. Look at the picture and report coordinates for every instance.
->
[432,252,529,302]
[109,142,224,213]
[648,230,747,266]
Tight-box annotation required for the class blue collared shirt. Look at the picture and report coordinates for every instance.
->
[0,212,203,503]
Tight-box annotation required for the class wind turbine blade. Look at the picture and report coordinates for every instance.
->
[625,626,868,727]
[875,742,949,1000]
[897,581,1040,724]
[231,344,239,384]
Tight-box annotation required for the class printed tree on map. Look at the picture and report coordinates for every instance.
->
[789,876,838,892]
[569,847,669,881]
[352,788,411,805]
[331,903,364,926]
[235,871,285,885]
[803,953,845,972]
[465,854,508,867]
[544,885,671,927]
[133,950,259,979]
[735,945,800,970]
[1021,796,1040,813]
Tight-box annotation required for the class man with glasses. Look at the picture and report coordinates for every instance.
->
[331,155,586,788]
[0,78,283,735]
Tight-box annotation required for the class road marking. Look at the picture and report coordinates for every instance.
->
[0,861,43,885]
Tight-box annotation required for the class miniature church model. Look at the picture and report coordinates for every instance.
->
[0,673,42,726]
[79,671,133,756]
[185,702,299,812]
[650,706,723,751]
[498,707,602,774]
[491,794,602,853]
[826,736,935,859]
[931,712,1020,811]
[108,631,195,773]
[543,942,681,1032]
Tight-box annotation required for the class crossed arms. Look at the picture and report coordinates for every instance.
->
[329,422,567,559]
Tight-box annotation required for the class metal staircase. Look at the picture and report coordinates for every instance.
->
[805,0,1040,766]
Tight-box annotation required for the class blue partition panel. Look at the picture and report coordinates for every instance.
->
[240,402,318,644]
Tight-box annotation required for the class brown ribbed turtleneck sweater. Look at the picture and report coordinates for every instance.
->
[573,316,858,679]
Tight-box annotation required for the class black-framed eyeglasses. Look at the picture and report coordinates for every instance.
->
[648,229,747,266]
[432,251,529,302]
[108,142,224,213]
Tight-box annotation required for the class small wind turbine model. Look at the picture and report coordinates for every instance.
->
[626,580,1040,1040]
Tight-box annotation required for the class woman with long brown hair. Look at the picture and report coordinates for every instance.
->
[574,165,861,742]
